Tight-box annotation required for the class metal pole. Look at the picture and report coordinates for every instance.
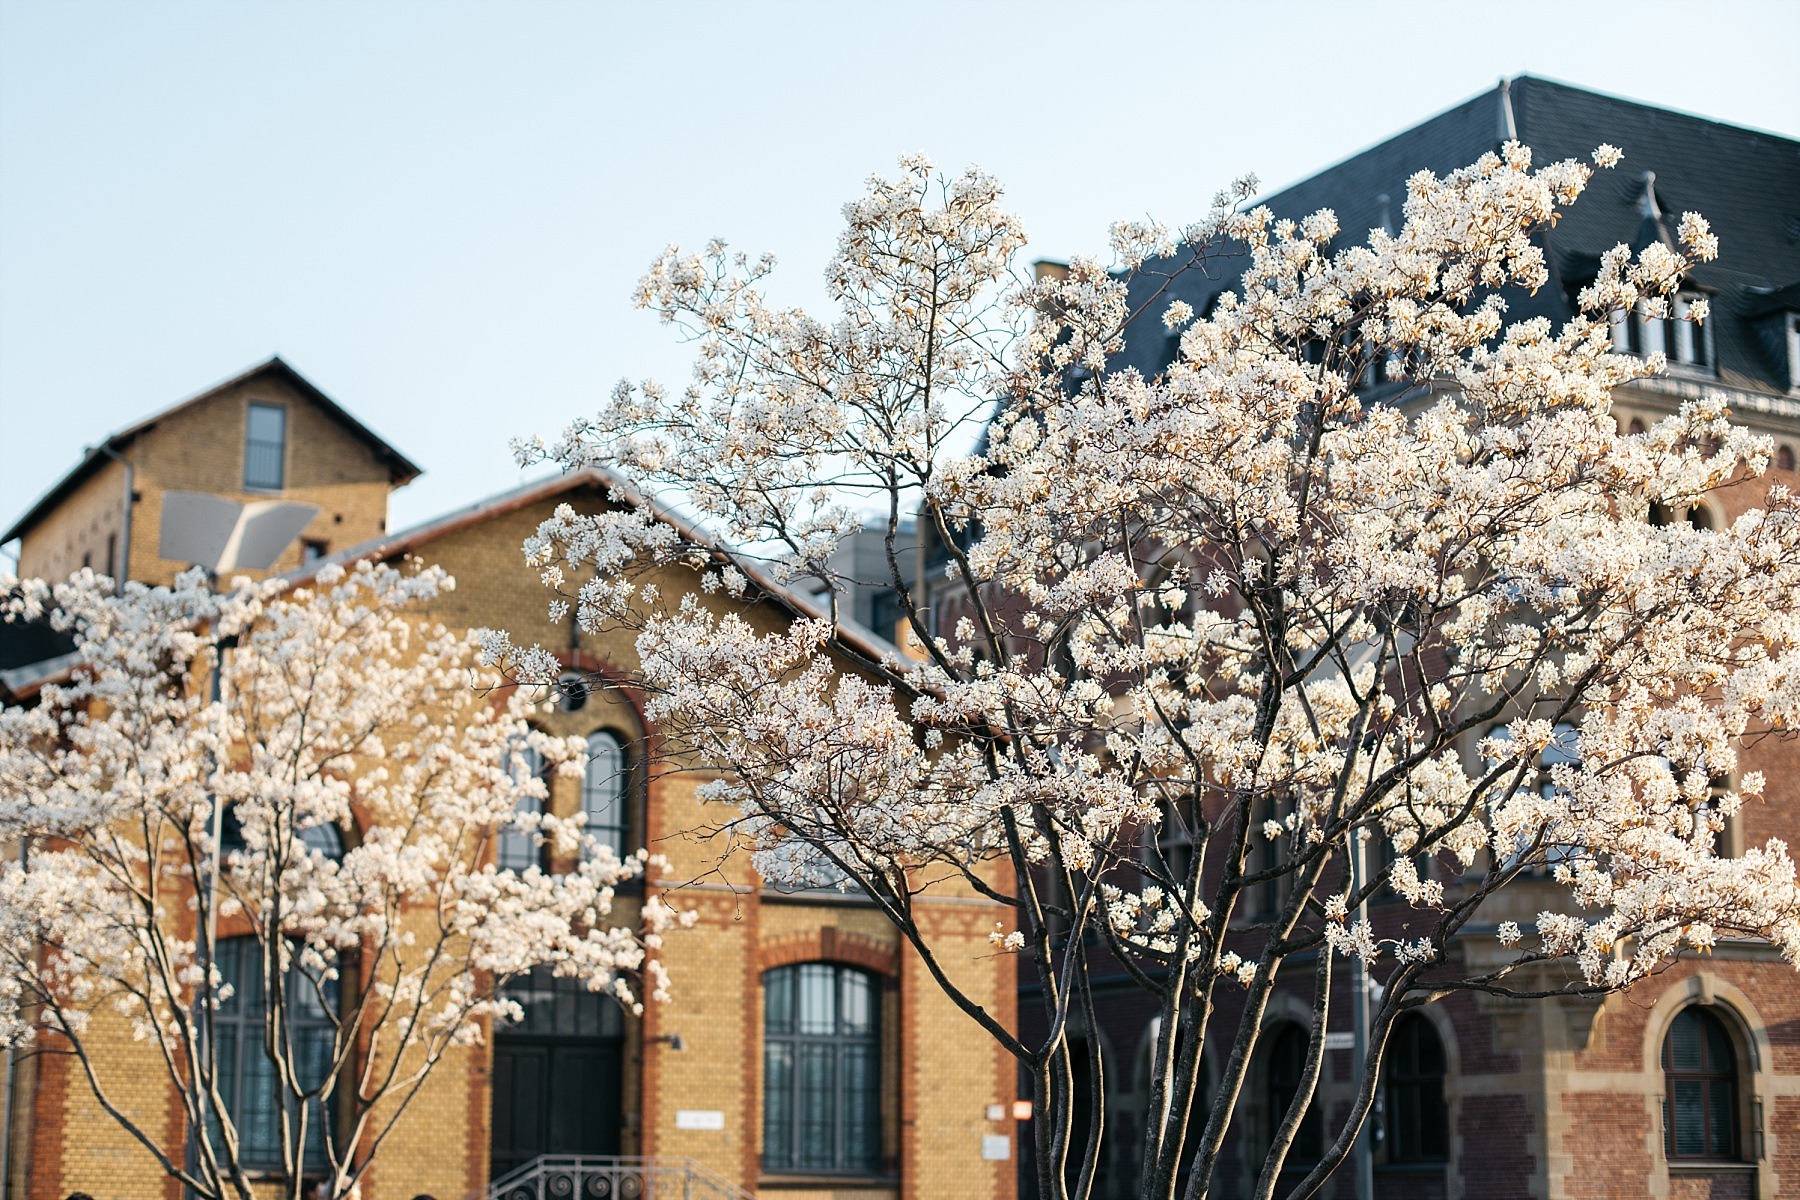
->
[187,619,234,1198]
[1349,828,1374,1200]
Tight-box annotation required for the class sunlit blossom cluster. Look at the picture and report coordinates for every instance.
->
[485,145,1800,1196]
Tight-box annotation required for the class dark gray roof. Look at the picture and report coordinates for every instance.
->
[1110,76,1800,396]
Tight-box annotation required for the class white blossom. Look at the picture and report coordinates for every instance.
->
[0,562,685,1200]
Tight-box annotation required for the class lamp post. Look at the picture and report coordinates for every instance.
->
[1349,827,1376,1200]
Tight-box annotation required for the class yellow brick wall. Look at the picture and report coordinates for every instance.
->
[18,369,398,587]
[28,1007,180,1200]
[14,457,130,583]
[22,473,1018,1200]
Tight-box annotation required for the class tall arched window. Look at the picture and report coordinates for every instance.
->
[1265,1024,1323,1167]
[582,730,629,860]
[763,963,881,1175]
[1385,1013,1449,1163]
[1664,1006,1740,1160]
[498,740,544,872]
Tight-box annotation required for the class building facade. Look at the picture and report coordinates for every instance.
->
[1035,77,1800,1200]
[0,360,1021,1200]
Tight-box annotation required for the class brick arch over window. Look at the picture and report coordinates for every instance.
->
[1635,973,1774,1189]
[758,928,900,978]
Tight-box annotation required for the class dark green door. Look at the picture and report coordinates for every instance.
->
[490,969,624,1181]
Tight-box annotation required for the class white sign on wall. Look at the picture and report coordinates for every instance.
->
[676,1109,726,1131]
[981,1134,1011,1161]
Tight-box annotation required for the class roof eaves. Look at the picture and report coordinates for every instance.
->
[286,467,903,668]
[0,649,81,703]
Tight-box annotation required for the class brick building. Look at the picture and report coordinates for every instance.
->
[1021,78,1800,1200]
[0,359,1021,1200]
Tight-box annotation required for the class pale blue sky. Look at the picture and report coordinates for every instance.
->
[3,0,1797,552]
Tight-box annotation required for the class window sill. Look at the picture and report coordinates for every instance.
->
[1668,1161,1756,1171]
[758,1173,899,1188]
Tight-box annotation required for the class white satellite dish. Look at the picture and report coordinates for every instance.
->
[158,491,321,573]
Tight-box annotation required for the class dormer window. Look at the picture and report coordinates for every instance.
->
[244,403,287,491]
[1788,313,1800,390]
[1670,292,1711,367]
[1611,292,1711,369]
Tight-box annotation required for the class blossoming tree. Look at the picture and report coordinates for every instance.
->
[0,561,685,1200]
[494,147,1800,1199]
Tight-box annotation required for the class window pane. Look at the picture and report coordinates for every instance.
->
[1419,1085,1449,1161]
[582,731,627,858]
[1703,1015,1731,1073]
[1391,1083,1418,1161]
[298,822,345,861]
[840,970,872,1036]
[764,1041,792,1167]
[798,964,837,1036]
[1668,1012,1702,1071]
[1673,1080,1705,1157]
[842,1043,879,1170]
[798,1044,835,1169]
[498,742,543,872]
[766,969,793,1035]
[244,404,286,490]
[247,404,286,444]
[1708,1079,1734,1157]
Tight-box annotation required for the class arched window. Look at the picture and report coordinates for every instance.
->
[1664,1007,1740,1161]
[498,740,545,872]
[212,936,336,1171]
[763,963,881,1175]
[1385,1013,1448,1163]
[1265,1024,1323,1167]
[582,730,629,860]
[1776,444,1796,473]
[298,820,345,861]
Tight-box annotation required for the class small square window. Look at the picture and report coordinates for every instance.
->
[301,540,328,566]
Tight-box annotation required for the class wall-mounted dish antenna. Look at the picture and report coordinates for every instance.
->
[158,491,320,574]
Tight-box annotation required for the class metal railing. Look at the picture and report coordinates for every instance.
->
[473,1155,756,1200]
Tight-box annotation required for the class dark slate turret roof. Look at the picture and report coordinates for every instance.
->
[1110,76,1800,397]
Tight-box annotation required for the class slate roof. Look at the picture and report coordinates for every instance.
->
[1108,76,1800,397]
[1,356,424,546]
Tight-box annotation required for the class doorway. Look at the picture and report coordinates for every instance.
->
[490,967,625,1180]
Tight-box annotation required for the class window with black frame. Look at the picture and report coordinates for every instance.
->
[1265,1024,1323,1168]
[582,730,629,861]
[1384,1013,1449,1164]
[763,963,881,1175]
[1664,1006,1740,1161]
[211,936,337,1172]
[498,739,545,872]
[244,402,287,491]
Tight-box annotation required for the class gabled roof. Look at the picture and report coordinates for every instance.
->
[300,465,904,667]
[1110,76,1800,399]
[1,356,423,545]
[4,465,903,702]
